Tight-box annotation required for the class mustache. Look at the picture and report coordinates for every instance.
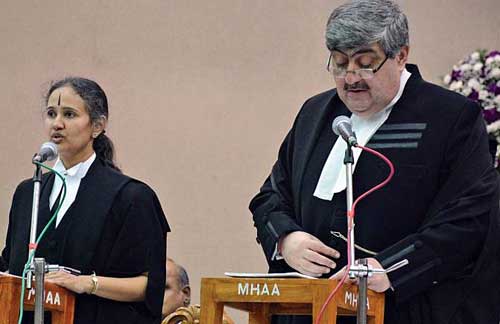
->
[344,82,369,91]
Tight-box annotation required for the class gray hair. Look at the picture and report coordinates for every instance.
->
[168,258,189,288]
[325,0,409,58]
[177,264,189,288]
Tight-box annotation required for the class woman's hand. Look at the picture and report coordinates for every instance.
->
[45,271,92,294]
[45,271,148,301]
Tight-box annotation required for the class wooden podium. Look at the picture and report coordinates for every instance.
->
[0,275,75,324]
[201,278,384,324]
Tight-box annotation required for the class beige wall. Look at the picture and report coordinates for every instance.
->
[1,0,499,321]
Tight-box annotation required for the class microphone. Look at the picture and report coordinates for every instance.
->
[32,142,58,163]
[332,116,358,146]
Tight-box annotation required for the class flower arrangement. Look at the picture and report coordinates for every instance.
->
[443,50,500,149]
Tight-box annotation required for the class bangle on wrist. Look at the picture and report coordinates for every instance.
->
[89,272,99,295]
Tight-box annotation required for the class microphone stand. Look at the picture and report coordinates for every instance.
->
[342,139,410,324]
[28,161,46,324]
[342,144,370,324]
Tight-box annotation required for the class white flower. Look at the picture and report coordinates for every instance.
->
[450,81,463,91]
[460,63,472,71]
[487,119,500,133]
[467,79,481,91]
[462,87,472,96]
[473,63,483,71]
[445,50,500,138]
[490,68,500,78]
[479,90,489,100]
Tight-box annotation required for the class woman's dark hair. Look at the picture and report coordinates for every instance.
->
[45,77,120,172]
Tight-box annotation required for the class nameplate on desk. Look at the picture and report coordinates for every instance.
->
[237,282,281,297]
[344,290,370,310]
[26,288,61,306]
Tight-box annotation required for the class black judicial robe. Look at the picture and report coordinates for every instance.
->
[2,158,170,324]
[250,64,500,324]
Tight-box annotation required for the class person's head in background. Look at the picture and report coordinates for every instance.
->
[44,77,120,171]
[162,258,190,319]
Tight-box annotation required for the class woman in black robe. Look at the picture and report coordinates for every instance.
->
[1,77,170,324]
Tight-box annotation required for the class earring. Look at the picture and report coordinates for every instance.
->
[184,298,190,306]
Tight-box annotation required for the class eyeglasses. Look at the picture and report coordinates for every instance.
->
[326,54,388,79]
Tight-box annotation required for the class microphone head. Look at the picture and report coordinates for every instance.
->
[332,115,352,135]
[38,142,58,162]
[332,115,358,146]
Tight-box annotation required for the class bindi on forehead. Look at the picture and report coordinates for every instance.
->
[48,88,85,110]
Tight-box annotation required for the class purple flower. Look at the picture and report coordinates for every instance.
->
[486,50,500,59]
[487,82,500,95]
[446,49,500,131]
[468,90,479,100]
[483,108,500,124]
[451,69,462,81]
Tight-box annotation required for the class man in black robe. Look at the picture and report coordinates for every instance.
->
[249,1,500,323]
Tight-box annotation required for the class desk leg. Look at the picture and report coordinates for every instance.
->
[200,282,224,323]
[313,288,337,324]
[0,282,21,324]
[249,304,270,324]
[367,312,384,324]
[368,297,384,324]
[200,300,223,323]
[52,311,63,324]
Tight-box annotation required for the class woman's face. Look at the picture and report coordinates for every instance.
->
[45,86,96,167]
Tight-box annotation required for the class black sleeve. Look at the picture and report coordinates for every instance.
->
[375,101,499,302]
[249,128,303,267]
[1,209,12,271]
[99,181,169,320]
[1,179,32,274]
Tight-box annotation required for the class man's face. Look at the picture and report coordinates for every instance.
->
[162,261,189,318]
[331,43,408,117]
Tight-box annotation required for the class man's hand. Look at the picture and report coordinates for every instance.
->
[330,258,391,292]
[280,231,340,277]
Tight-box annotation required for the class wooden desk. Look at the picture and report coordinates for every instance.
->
[200,278,384,324]
[0,275,75,324]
